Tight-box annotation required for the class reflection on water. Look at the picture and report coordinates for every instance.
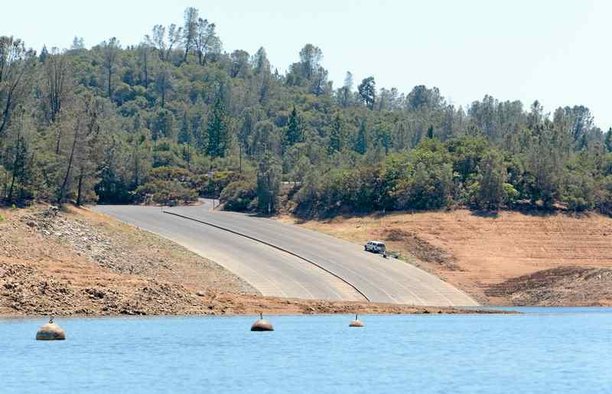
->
[1,308,611,393]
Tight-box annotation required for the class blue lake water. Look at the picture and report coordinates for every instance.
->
[1,308,611,393]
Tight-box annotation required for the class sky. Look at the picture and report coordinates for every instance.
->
[3,0,611,129]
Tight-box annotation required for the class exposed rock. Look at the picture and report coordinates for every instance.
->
[486,266,612,306]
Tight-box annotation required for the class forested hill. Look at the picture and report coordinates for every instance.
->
[1,7,610,216]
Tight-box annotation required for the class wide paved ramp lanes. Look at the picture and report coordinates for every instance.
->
[166,204,479,307]
[93,205,365,301]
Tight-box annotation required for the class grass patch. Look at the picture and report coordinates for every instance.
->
[0,213,4,223]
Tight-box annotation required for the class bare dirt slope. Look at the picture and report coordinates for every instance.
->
[0,205,254,316]
[287,210,612,306]
[0,206,486,316]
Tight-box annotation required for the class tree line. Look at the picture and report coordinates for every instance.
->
[0,7,610,216]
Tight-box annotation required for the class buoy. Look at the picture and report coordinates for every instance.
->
[251,312,274,331]
[349,314,364,327]
[36,317,66,340]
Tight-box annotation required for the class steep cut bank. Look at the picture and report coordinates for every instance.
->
[286,210,612,306]
[0,206,488,316]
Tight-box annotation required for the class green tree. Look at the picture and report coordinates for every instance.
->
[298,44,322,81]
[220,179,256,211]
[256,151,281,214]
[152,108,176,140]
[328,113,343,154]
[561,168,595,211]
[475,150,507,210]
[230,50,250,78]
[357,76,376,109]
[394,140,453,210]
[407,85,442,111]
[3,126,33,205]
[285,106,302,147]
[95,165,133,204]
[206,95,229,158]
[447,136,489,182]
[155,64,173,108]
[178,110,192,145]
[524,123,564,209]
[354,119,367,154]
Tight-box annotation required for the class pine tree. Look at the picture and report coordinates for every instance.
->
[354,119,367,154]
[328,113,343,154]
[285,106,302,147]
[206,96,228,158]
[357,76,376,109]
[39,45,49,63]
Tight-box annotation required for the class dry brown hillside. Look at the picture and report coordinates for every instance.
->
[288,210,612,306]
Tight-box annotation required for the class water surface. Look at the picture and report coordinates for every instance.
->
[1,308,610,393]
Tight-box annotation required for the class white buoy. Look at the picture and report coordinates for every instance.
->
[349,314,364,327]
[251,312,274,331]
[36,317,66,340]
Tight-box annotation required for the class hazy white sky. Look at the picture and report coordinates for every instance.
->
[3,0,611,129]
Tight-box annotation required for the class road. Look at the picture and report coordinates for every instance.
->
[94,203,478,306]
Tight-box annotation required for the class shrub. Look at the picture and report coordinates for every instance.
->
[201,170,238,198]
[561,170,595,212]
[135,167,199,205]
[220,180,257,212]
[135,180,198,205]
